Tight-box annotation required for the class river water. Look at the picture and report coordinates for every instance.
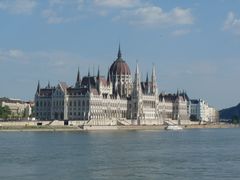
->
[0,128,240,180]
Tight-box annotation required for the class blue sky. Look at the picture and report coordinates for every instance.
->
[0,0,240,109]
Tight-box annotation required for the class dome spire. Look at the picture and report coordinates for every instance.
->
[117,43,122,59]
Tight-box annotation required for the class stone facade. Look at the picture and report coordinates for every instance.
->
[0,97,32,117]
[190,99,219,122]
[35,47,190,125]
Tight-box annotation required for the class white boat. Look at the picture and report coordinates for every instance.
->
[165,125,183,131]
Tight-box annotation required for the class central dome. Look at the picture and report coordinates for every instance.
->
[109,46,131,76]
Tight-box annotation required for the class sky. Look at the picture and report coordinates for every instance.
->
[0,0,240,110]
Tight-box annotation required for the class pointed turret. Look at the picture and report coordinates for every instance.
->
[133,62,142,96]
[146,73,149,83]
[88,68,90,77]
[107,67,111,85]
[77,67,80,82]
[151,64,158,95]
[145,73,149,94]
[36,80,40,95]
[97,66,100,80]
[75,67,81,88]
[47,81,50,88]
[117,43,122,59]
[97,66,101,94]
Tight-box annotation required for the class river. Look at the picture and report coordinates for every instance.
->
[0,128,239,180]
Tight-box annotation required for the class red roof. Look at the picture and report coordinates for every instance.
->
[109,58,131,76]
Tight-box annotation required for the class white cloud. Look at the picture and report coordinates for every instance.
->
[42,9,65,24]
[49,0,84,9]
[0,49,25,61]
[115,6,194,27]
[42,0,85,24]
[49,0,65,6]
[0,49,93,69]
[223,11,240,35]
[42,9,81,24]
[171,29,191,37]
[0,0,37,14]
[94,0,140,8]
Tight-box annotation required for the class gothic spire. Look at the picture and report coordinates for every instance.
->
[47,81,50,88]
[146,73,149,94]
[117,43,122,59]
[133,62,142,96]
[151,64,158,95]
[36,80,40,94]
[97,65,100,79]
[146,73,149,83]
[88,67,90,77]
[77,67,80,82]
[75,67,81,88]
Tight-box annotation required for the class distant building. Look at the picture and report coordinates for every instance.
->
[0,97,33,118]
[190,99,219,122]
[35,46,190,125]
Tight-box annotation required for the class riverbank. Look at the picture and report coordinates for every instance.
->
[0,123,238,132]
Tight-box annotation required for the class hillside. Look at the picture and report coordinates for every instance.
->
[220,103,240,120]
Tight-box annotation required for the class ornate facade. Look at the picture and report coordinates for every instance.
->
[35,46,190,125]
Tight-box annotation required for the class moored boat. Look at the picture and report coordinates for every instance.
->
[165,125,183,130]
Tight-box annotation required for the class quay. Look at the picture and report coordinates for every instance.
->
[0,120,237,132]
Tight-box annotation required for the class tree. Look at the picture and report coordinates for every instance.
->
[0,105,11,119]
[231,115,239,124]
[190,115,198,121]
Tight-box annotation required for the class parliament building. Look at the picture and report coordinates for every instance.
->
[35,46,190,125]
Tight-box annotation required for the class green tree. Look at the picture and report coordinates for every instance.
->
[231,115,239,124]
[0,105,11,119]
[190,115,198,121]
